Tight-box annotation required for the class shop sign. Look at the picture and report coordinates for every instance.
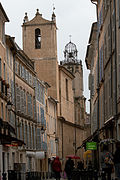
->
[86,142,97,150]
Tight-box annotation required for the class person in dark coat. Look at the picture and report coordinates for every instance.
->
[114,142,120,180]
[52,156,62,180]
[65,157,74,180]
[100,144,113,180]
[77,160,84,170]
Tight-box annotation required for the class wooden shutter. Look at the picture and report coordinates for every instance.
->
[36,128,41,150]
[24,90,26,114]
[16,86,20,111]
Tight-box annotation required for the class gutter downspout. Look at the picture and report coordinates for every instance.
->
[91,0,100,170]
[114,0,118,140]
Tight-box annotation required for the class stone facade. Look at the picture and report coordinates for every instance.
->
[22,9,88,167]
[86,0,120,167]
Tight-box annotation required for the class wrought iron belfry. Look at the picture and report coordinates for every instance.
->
[63,40,79,63]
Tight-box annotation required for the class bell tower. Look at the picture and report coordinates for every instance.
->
[22,9,59,100]
[60,40,86,125]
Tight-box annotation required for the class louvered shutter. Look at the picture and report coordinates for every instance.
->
[21,89,24,113]
[20,123,22,140]
[16,119,19,138]
[24,91,26,114]
[107,24,111,57]
[30,126,33,149]
[30,95,33,118]
[33,126,36,149]
[27,93,30,116]
[19,64,22,77]
[33,98,36,120]
[16,86,20,111]
[27,124,30,148]
[37,105,39,123]
[23,123,26,143]
[37,128,41,150]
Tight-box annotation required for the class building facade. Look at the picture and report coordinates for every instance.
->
[22,9,88,167]
[85,0,120,167]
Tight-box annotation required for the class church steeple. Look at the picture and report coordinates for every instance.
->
[63,40,78,64]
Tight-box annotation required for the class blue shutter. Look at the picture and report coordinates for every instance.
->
[31,126,33,149]
[27,125,30,148]
[23,123,26,144]
[37,128,41,150]
[20,123,22,140]
[16,86,20,111]
[33,126,36,149]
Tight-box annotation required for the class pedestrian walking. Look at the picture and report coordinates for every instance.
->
[113,142,120,180]
[77,160,84,170]
[65,157,74,180]
[100,144,113,180]
[52,156,62,180]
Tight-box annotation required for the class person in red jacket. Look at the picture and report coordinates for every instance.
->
[52,156,62,180]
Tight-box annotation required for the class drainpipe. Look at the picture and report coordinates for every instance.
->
[113,0,118,140]
[9,37,17,135]
[91,0,100,170]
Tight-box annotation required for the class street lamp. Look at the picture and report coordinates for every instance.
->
[7,100,13,111]
[41,126,45,134]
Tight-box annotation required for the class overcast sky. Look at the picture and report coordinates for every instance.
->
[1,0,97,112]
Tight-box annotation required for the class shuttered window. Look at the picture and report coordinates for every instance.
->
[16,85,20,111]
[6,47,9,65]
[30,94,33,118]
[99,46,104,82]
[21,89,24,112]
[112,7,115,50]
[19,64,22,77]
[9,111,15,128]
[27,124,30,148]
[7,72,9,84]
[4,63,5,80]
[23,123,26,143]
[40,107,45,125]
[33,126,36,149]
[91,74,94,97]
[107,23,111,58]
[30,126,33,149]
[15,61,18,74]
[20,122,22,140]
[104,33,107,65]
[24,90,26,114]
[33,98,36,120]
[36,128,41,150]
[27,93,30,116]
[37,105,40,123]
[11,80,14,105]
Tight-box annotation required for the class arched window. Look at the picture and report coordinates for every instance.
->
[35,28,41,49]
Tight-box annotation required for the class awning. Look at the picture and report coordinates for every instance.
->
[66,155,80,159]
[35,152,45,159]
[26,151,45,159]
[26,151,35,157]
[1,134,25,146]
